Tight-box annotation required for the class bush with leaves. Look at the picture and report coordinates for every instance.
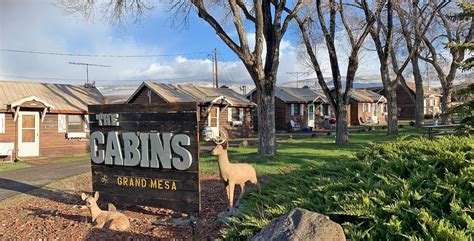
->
[221,136,473,240]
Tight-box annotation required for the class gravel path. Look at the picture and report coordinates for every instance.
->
[0,160,90,201]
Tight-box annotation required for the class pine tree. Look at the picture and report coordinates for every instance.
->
[448,1,474,71]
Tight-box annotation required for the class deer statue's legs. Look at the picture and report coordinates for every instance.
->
[235,183,245,208]
[228,182,235,210]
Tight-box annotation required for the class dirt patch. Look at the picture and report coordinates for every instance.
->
[0,173,232,239]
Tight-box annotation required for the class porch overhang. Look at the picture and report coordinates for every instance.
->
[9,96,55,122]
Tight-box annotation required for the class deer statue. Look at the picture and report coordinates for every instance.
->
[211,131,259,211]
[81,191,130,231]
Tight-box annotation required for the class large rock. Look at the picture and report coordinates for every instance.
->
[251,208,346,241]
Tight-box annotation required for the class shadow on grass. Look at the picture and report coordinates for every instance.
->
[0,178,84,205]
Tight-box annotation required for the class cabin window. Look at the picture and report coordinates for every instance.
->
[322,105,330,116]
[228,107,244,122]
[0,113,5,134]
[291,104,302,116]
[67,115,84,132]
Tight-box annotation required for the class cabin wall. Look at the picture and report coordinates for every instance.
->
[0,112,89,161]
[0,112,17,162]
[275,98,288,131]
[350,101,360,126]
[128,86,167,104]
[198,105,253,138]
[130,86,254,138]
[39,114,89,158]
[396,86,416,120]
[350,101,387,126]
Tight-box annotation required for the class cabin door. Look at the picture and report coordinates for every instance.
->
[17,111,40,157]
[372,103,378,123]
[208,107,220,137]
[307,104,315,128]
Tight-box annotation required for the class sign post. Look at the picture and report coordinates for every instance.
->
[88,103,200,214]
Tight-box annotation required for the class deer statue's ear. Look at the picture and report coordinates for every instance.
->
[94,191,100,201]
[223,141,228,150]
[81,193,88,201]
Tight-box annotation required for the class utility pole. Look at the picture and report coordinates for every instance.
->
[287,71,310,88]
[214,48,219,88]
[68,62,110,87]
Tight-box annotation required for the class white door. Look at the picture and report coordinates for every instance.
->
[18,112,40,157]
[372,103,378,123]
[307,104,315,128]
[208,107,220,137]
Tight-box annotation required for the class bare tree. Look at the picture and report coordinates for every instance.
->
[59,0,303,156]
[362,0,400,135]
[293,0,384,144]
[419,4,473,124]
[393,0,447,127]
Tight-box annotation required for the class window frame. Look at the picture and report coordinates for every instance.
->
[293,104,301,116]
[67,115,84,133]
[0,113,5,134]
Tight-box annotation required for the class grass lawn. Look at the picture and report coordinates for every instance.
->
[51,155,89,164]
[200,127,423,175]
[0,161,32,172]
[215,128,472,240]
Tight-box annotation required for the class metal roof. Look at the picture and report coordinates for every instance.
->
[0,80,104,112]
[350,89,386,103]
[129,82,255,106]
[274,87,328,103]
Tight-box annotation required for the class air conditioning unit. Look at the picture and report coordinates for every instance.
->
[66,132,87,139]
[202,127,215,142]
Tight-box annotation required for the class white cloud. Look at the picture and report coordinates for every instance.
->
[0,0,382,91]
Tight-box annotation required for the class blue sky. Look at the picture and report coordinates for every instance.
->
[0,0,387,88]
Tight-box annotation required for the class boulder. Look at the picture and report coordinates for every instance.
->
[251,208,345,241]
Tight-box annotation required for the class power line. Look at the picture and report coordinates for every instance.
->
[217,50,237,84]
[0,48,211,58]
[0,74,214,82]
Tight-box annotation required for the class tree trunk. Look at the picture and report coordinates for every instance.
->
[386,89,398,135]
[441,87,452,125]
[411,57,425,127]
[256,85,276,156]
[335,103,348,144]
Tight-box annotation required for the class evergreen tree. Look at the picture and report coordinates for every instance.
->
[448,1,474,71]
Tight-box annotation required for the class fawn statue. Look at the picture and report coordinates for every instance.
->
[81,191,130,231]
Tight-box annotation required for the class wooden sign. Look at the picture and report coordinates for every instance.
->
[88,103,200,213]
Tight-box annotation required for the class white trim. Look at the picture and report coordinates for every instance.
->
[17,111,40,157]
[58,114,67,133]
[10,95,54,109]
[239,108,244,122]
[291,104,294,116]
[84,115,90,132]
[300,104,304,116]
[0,113,5,134]
[228,107,232,122]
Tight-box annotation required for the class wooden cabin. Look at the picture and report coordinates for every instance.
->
[0,81,104,162]
[349,89,387,125]
[248,86,329,131]
[126,82,256,138]
[369,83,442,119]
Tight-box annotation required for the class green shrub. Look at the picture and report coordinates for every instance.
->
[221,136,474,240]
